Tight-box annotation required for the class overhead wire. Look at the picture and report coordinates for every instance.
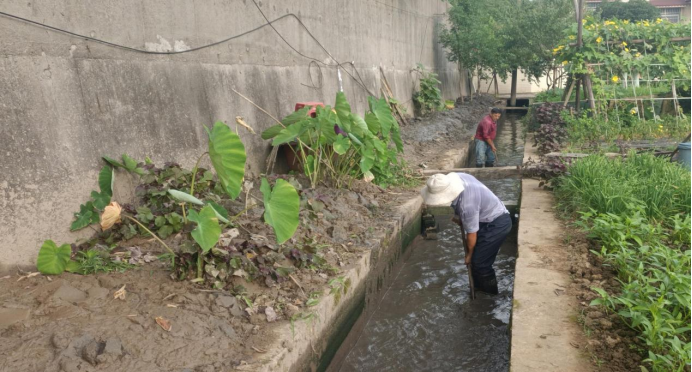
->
[0,6,376,95]
[248,0,376,96]
[0,10,296,55]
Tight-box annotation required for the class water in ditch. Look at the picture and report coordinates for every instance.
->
[335,113,524,372]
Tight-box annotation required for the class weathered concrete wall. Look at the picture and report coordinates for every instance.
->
[0,1,462,270]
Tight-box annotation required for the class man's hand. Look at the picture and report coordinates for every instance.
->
[465,254,472,265]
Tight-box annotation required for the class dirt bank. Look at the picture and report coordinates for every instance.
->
[401,95,499,170]
[0,97,495,372]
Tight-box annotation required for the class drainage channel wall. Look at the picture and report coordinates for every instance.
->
[248,141,472,371]
[510,134,589,371]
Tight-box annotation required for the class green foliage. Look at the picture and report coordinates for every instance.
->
[564,113,689,148]
[555,153,690,221]
[556,153,691,370]
[598,0,660,22]
[260,178,300,244]
[261,92,407,189]
[535,83,673,103]
[441,0,573,87]
[555,16,691,91]
[70,248,133,275]
[413,64,442,115]
[37,240,72,275]
[206,122,246,199]
[70,165,115,231]
[187,205,222,253]
[579,208,690,371]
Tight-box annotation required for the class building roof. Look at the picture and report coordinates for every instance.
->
[586,0,690,5]
[649,0,690,8]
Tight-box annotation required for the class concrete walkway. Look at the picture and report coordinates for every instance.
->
[510,137,590,372]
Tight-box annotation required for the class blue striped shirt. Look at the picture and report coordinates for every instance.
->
[450,173,509,234]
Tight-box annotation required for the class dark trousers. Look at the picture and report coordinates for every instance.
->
[471,213,512,281]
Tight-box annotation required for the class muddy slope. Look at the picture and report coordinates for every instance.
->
[401,95,499,169]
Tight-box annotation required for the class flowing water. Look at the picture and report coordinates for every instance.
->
[334,114,524,372]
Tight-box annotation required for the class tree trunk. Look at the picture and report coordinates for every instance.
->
[458,64,465,103]
[562,78,576,108]
[584,74,596,112]
[476,68,482,98]
[494,72,499,96]
[510,68,518,107]
[574,76,581,113]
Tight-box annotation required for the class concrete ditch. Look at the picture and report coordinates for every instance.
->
[251,145,471,371]
[509,135,590,371]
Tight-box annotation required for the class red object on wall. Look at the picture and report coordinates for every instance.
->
[294,102,325,117]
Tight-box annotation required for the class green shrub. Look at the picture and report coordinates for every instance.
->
[557,153,691,371]
[579,208,691,371]
[413,64,442,115]
[555,153,691,221]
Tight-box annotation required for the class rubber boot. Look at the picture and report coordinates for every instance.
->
[477,273,499,295]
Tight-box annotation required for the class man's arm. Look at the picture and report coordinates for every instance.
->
[486,138,497,153]
[453,216,475,264]
[479,118,497,153]
[465,232,477,265]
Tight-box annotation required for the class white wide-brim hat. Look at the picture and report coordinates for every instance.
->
[420,173,465,206]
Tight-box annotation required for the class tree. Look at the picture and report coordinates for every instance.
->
[598,0,660,22]
[504,0,574,104]
[440,0,508,100]
[441,0,574,106]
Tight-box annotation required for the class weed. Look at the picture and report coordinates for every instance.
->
[413,64,442,115]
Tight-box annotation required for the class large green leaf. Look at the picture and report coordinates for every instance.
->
[391,122,404,153]
[187,205,221,253]
[168,189,204,205]
[122,154,145,175]
[90,190,111,210]
[206,201,230,224]
[71,202,99,231]
[261,124,285,140]
[369,97,396,139]
[360,143,375,173]
[316,106,338,144]
[364,112,381,134]
[37,240,72,275]
[281,106,311,126]
[261,178,300,244]
[98,165,114,196]
[334,92,353,129]
[333,135,351,155]
[350,113,370,138]
[102,156,125,168]
[272,120,309,146]
[207,122,246,199]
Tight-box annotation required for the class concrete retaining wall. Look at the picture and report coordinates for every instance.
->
[0,0,464,270]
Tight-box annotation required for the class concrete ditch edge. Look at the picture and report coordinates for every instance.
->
[252,196,423,372]
[510,134,590,372]
[249,141,472,371]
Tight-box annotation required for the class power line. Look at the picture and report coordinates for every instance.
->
[1,6,376,95]
[248,0,375,96]
[0,10,295,55]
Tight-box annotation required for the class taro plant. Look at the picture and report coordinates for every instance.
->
[37,122,301,282]
[261,92,405,189]
[413,63,443,115]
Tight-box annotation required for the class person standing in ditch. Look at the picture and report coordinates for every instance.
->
[421,173,512,295]
[474,107,502,168]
